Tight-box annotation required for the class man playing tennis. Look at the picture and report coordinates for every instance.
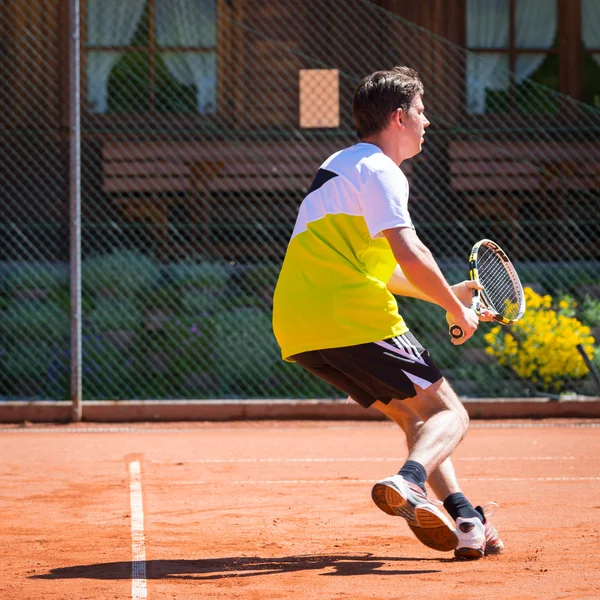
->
[272,66,503,559]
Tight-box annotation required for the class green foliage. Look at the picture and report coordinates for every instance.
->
[138,283,182,313]
[241,263,281,292]
[83,252,161,298]
[580,296,600,328]
[3,341,69,399]
[180,289,220,316]
[485,288,595,392]
[2,256,595,400]
[211,308,281,396]
[5,262,68,294]
[2,301,69,342]
[395,296,446,336]
[165,261,231,290]
[87,299,143,332]
[148,316,215,375]
[223,262,281,310]
[450,362,529,398]
[83,337,138,400]
[516,261,600,297]
[4,341,52,382]
[120,314,216,398]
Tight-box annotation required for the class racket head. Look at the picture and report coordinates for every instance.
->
[449,239,525,341]
[471,239,525,324]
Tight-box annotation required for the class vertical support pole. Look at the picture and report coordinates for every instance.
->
[69,0,82,422]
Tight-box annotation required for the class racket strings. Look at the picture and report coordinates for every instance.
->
[478,246,522,320]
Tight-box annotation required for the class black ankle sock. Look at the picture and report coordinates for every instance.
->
[443,492,484,523]
[398,460,427,492]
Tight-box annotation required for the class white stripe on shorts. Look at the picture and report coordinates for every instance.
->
[374,338,427,366]
[402,369,435,390]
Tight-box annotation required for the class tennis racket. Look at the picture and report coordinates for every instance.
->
[449,239,526,340]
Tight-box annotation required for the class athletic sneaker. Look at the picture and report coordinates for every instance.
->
[454,502,504,559]
[371,475,457,552]
[478,502,504,555]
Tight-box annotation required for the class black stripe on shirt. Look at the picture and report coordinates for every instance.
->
[306,168,338,196]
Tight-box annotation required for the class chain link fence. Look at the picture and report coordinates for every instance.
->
[1,0,599,402]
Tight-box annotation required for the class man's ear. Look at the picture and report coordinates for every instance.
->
[397,108,405,126]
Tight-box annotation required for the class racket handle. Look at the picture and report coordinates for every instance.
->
[449,291,481,341]
[449,324,464,340]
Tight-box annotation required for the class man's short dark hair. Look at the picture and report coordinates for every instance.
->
[352,66,424,139]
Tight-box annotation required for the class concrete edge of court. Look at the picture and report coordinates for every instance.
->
[0,397,600,423]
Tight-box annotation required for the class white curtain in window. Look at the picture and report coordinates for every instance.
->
[582,0,600,67]
[466,0,509,114]
[87,0,146,114]
[156,0,217,114]
[466,0,556,113]
[514,0,556,82]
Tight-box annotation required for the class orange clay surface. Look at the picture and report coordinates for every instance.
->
[1,418,600,600]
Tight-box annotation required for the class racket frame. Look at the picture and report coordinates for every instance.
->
[449,239,525,340]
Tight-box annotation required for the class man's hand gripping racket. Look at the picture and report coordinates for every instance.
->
[448,239,526,344]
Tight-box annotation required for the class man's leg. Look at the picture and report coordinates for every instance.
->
[395,377,469,474]
[293,341,501,556]
[373,381,503,558]
[374,394,462,499]
[370,377,468,552]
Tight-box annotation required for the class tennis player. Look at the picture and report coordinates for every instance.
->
[272,66,503,559]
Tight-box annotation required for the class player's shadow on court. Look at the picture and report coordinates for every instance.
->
[32,554,446,580]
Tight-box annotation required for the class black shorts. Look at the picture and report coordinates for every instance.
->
[291,332,443,409]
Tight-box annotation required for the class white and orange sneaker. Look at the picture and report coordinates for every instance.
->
[371,475,457,552]
[454,502,504,559]
[478,502,504,555]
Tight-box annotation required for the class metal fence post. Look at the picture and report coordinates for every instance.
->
[69,0,82,421]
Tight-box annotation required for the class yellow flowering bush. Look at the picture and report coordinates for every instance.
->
[484,287,596,392]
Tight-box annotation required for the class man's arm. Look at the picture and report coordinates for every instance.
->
[383,226,479,343]
[386,264,433,301]
[387,264,485,307]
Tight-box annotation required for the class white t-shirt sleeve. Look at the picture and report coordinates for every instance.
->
[359,166,413,239]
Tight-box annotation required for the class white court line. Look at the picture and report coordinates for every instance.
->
[151,456,577,465]
[155,476,600,486]
[129,461,147,600]
[2,422,600,434]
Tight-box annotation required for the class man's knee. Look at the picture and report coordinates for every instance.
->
[406,377,469,432]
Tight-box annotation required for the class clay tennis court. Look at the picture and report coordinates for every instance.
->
[2,418,600,600]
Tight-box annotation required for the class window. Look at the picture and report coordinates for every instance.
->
[581,0,600,108]
[466,0,600,114]
[85,0,227,115]
[466,0,559,114]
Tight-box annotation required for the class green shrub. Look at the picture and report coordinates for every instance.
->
[222,262,281,310]
[3,341,69,399]
[83,337,138,400]
[450,362,529,397]
[138,283,182,313]
[241,263,281,292]
[180,289,220,315]
[211,308,281,396]
[516,261,600,297]
[580,295,600,328]
[5,262,68,294]
[137,315,214,373]
[87,298,143,332]
[2,301,69,342]
[165,261,231,290]
[83,252,161,298]
[124,314,217,398]
[485,288,595,392]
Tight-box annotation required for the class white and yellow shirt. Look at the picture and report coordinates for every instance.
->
[272,142,413,360]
